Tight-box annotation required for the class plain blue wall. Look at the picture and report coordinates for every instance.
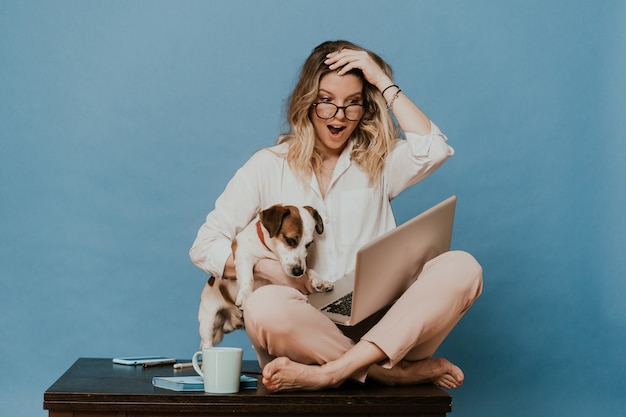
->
[1,1,625,416]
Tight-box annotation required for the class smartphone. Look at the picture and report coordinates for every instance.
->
[112,356,177,366]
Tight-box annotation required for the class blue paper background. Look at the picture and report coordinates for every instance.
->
[1,1,625,416]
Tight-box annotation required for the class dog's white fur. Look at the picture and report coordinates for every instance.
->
[198,204,333,348]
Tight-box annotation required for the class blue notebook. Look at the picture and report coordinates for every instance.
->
[152,375,257,391]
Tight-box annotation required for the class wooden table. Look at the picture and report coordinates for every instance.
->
[44,358,452,416]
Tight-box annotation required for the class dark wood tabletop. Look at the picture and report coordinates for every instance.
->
[44,357,452,416]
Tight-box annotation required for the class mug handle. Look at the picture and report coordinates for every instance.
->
[192,351,203,377]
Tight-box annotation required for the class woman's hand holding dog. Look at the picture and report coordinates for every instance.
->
[253,258,315,295]
[223,254,315,295]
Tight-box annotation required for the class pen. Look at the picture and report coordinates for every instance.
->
[141,359,177,368]
[173,362,200,369]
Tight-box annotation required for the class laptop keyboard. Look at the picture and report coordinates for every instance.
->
[321,292,353,316]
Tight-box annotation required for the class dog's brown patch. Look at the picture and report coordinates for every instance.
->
[212,308,243,345]
[231,239,238,260]
[280,206,304,242]
[260,204,303,246]
[218,281,236,305]
[304,205,324,235]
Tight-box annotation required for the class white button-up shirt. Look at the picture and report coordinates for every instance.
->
[190,122,453,282]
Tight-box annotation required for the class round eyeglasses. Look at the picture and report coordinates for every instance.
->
[312,102,365,121]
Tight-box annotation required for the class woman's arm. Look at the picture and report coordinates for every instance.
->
[325,49,453,199]
[190,149,314,294]
[222,255,314,294]
[325,49,431,135]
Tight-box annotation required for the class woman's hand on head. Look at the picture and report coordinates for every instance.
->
[325,49,392,92]
[253,258,315,295]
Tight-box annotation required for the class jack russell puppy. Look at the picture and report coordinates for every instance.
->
[198,204,334,348]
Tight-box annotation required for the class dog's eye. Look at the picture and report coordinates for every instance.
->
[284,237,299,248]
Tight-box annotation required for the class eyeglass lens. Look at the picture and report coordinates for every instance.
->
[315,103,363,121]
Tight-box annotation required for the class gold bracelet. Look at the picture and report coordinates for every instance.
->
[386,89,402,110]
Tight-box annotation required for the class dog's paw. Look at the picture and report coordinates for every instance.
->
[308,269,333,292]
[310,276,334,292]
[312,279,334,292]
[311,280,334,292]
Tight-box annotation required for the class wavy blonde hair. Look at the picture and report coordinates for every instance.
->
[277,40,399,185]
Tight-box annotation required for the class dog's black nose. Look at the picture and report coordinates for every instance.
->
[292,266,304,277]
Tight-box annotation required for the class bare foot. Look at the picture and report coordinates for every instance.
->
[261,357,345,392]
[368,357,464,390]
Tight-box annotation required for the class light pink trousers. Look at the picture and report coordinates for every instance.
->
[243,250,483,381]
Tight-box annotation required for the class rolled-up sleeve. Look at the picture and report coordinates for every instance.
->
[385,121,454,199]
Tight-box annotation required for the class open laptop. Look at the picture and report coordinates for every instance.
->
[308,195,456,326]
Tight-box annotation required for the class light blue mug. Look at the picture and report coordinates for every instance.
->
[192,347,243,393]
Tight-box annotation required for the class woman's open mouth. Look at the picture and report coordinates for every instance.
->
[328,125,346,137]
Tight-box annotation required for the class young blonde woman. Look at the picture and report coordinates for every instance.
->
[190,40,483,391]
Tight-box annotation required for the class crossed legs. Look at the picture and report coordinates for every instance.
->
[244,250,483,391]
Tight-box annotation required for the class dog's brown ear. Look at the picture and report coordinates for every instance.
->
[260,204,290,237]
[304,206,324,235]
